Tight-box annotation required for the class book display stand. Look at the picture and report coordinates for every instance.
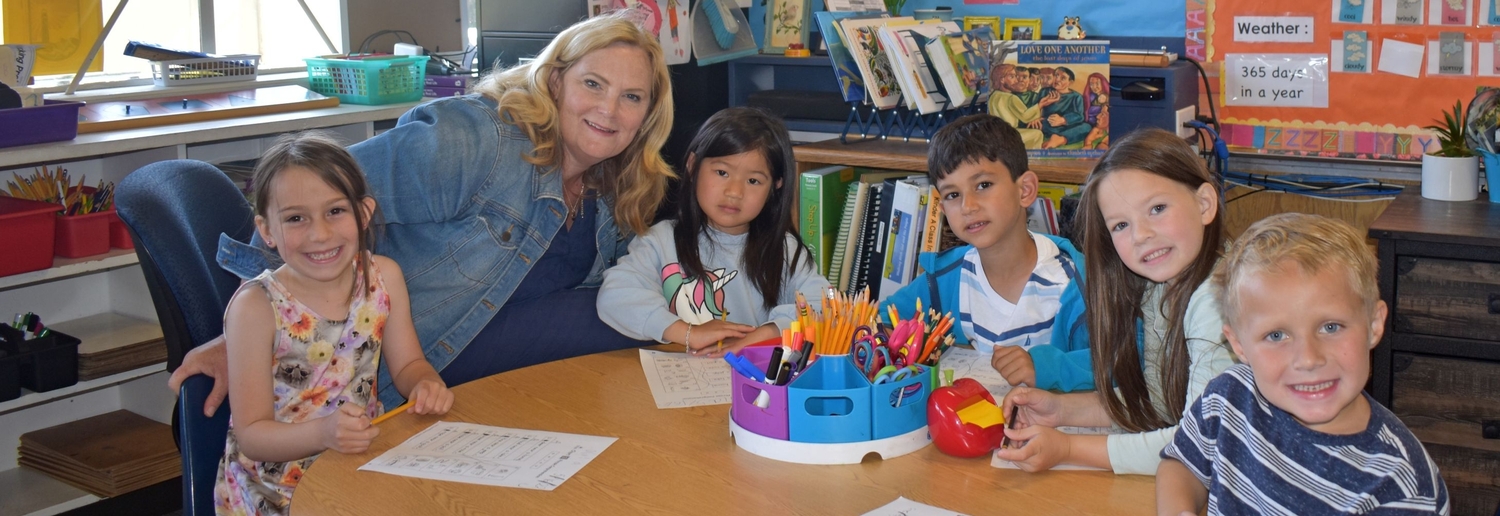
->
[841,95,987,144]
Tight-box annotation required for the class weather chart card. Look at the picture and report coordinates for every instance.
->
[639,349,734,409]
[359,422,616,491]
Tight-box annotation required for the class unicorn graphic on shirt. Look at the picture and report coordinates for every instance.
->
[660,263,738,325]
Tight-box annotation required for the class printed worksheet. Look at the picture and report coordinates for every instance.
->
[862,496,968,516]
[638,349,733,409]
[358,422,616,491]
[935,347,1115,471]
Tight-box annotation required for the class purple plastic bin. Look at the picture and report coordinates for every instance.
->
[729,346,789,440]
[0,100,84,149]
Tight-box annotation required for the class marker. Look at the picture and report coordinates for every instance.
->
[773,363,792,386]
[723,352,766,383]
[764,347,784,383]
[1001,403,1020,449]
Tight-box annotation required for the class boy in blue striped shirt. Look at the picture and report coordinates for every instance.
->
[1159,213,1448,515]
[880,114,1092,392]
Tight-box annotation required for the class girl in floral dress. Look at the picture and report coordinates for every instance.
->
[214,132,453,515]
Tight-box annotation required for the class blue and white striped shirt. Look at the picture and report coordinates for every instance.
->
[957,232,1076,353]
[1163,364,1450,515]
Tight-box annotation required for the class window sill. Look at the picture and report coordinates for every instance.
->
[41,71,311,103]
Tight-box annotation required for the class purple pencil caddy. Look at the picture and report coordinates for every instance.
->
[729,345,789,440]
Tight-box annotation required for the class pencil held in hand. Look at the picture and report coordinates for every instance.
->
[371,402,410,425]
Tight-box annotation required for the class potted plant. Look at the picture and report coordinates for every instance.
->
[883,0,906,15]
[1421,100,1480,201]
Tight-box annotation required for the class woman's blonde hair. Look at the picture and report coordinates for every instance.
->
[471,11,674,236]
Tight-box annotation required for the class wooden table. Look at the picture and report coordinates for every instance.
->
[793,138,1098,184]
[293,347,1155,515]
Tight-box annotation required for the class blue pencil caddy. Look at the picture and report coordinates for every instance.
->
[870,365,932,439]
[787,355,872,443]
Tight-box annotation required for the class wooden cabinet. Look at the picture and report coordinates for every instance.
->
[1369,190,1500,516]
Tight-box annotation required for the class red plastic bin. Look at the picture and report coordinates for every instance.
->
[107,211,134,249]
[54,209,113,259]
[0,197,60,277]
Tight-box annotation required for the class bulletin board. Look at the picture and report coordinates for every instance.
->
[1203,0,1498,160]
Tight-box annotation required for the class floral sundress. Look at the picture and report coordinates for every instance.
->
[213,263,388,516]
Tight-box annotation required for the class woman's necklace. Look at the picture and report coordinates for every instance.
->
[567,179,585,222]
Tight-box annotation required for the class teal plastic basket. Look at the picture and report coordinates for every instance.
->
[303,55,429,105]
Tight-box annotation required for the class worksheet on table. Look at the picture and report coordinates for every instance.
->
[638,349,733,409]
[861,496,968,516]
[358,422,616,491]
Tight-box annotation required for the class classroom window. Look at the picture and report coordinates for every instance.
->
[0,0,345,89]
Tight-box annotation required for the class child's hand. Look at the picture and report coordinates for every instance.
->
[686,320,755,355]
[993,424,1071,472]
[321,403,379,454]
[1002,385,1065,428]
[991,346,1036,387]
[407,379,453,415]
[701,324,780,358]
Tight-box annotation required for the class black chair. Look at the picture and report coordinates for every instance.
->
[117,159,254,516]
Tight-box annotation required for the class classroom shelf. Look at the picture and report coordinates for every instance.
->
[0,466,101,516]
[0,363,166,417]
[0,249,140,293]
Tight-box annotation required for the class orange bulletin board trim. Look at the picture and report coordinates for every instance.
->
[1204,0,1499,159]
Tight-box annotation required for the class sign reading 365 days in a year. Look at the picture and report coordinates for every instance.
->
[1224,54,1329,108]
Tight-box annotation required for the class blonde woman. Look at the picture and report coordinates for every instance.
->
[176,11,677,413]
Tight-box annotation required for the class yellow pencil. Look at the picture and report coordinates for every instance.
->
[371,401,410,425]
[717,311,728,354]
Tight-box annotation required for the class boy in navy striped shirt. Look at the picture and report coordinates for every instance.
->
[1159,213,1448,515]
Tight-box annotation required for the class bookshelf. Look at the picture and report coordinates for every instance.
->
[793,138,1095,184]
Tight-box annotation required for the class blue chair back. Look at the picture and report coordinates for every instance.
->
[117,159,254,516]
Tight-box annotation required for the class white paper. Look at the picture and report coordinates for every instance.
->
[1480,41,1500,76]
[358,422,616,491]
[1224,54,1330,108]
[862,496,969,516]
[1378,38,1426,77]
[1427,40,1473,75]
[1231,16,1315,43]
[639,349,733,409]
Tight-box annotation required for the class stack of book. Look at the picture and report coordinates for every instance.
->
[51,313,167,380]
[803,165,1080,302]
[19,410,180,497]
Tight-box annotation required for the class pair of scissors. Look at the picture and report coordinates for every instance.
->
[873,365,922,384]
[852,340,891,378]
[884,320,923,367]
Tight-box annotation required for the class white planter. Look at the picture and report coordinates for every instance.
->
[1421,154,1480,201]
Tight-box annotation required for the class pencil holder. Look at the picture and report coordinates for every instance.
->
[870,365,932,439]
[0,349,20,401]
[0,196,59,277]
[54,209,112,259]
[729,346,789,440]
[0,324,80,393]
[787,355,872,443]
[106,211,133,249]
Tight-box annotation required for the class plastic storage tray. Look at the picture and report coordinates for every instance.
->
[304,55,429,105]
[0,325,80,395]
[150,54,260,87]
[0,196,60,277]
[54,209,113,259]
[729,350,932,445]
[0,100,83,149]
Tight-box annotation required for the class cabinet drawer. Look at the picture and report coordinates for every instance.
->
[1394,256,1500,342]
[1391,353,1500,515]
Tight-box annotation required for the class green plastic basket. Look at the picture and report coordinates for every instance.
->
[304,55,429,105]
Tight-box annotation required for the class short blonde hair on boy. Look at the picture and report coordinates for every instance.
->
[1214,213,1379,323]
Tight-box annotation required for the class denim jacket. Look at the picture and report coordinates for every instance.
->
[218,95,631,407]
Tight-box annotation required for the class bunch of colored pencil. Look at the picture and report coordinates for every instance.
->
[796,287,879,357]
[902,302,956,367]
[4,166,115,215]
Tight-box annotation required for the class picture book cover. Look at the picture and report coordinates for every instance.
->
[932,26,994,108]
[814,10,884,103]
[841,16,918,110]
[882,21,961,114]
[989,40,1111,158]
